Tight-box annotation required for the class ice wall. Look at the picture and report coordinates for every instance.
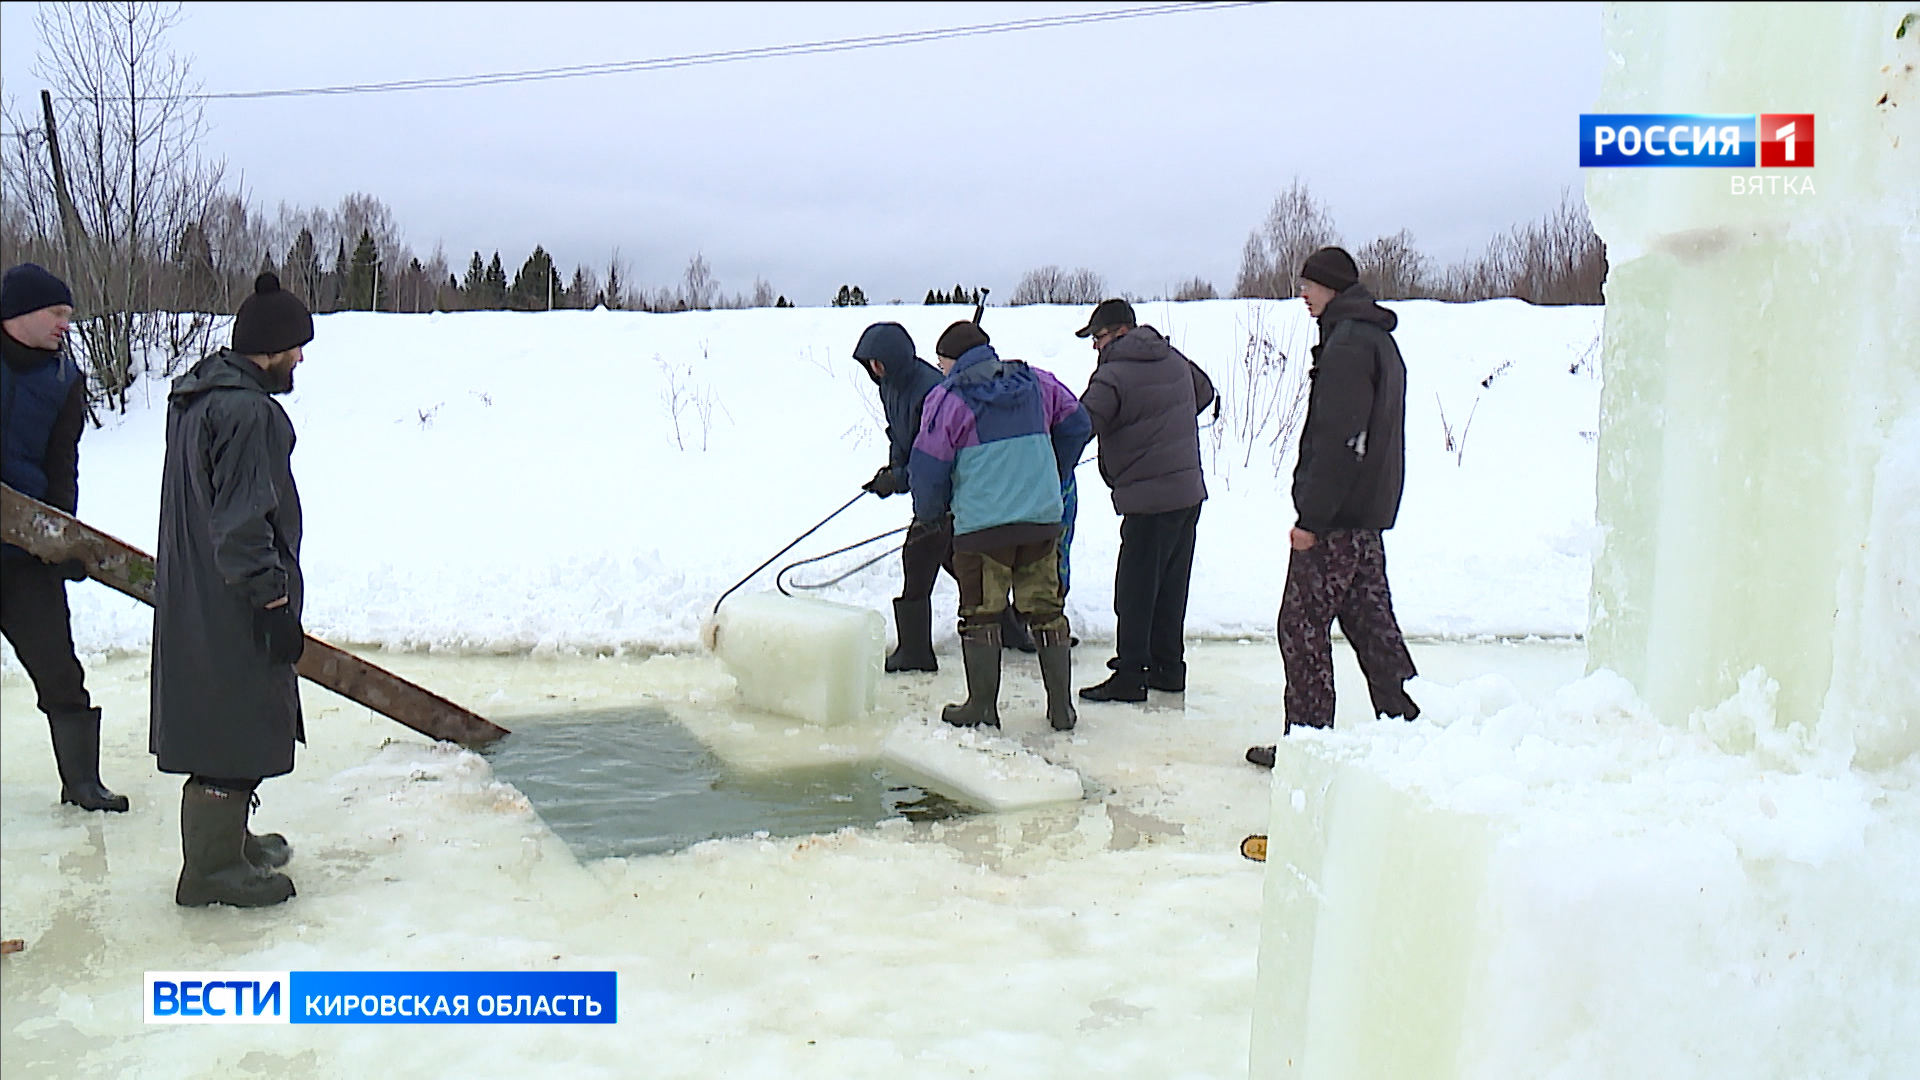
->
[1585,3,1920,766]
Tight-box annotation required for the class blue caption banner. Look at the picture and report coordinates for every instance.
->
[1580,114,1754,167]
[290,971,617,1024]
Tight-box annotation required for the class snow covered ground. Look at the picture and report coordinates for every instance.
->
[38,298,1604,657]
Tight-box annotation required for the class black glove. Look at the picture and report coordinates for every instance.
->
[253,603,306,665]
[861,465,906,498]
[54,558,89,582]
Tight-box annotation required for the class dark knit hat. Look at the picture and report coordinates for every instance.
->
[935,320,991,360]
[1300,247,1360,293]
[1073,298,1136,339]
[231,272,314,355]
[0,263,75,320]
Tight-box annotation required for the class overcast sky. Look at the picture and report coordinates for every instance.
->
[0,1,1602,305]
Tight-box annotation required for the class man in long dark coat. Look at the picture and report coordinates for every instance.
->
[151,272,311,907]
[1,263,127,811]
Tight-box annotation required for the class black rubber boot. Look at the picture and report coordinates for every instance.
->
[941,625,1002,728]
[244,791,291,870]
[49,709,129,812]
[176,782,295,908]
[1079,667,1147,703]
[885,597,939,673]
[999,607,1036,653]
[1036,628,1076,732]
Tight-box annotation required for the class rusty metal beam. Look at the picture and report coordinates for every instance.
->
[2,484,508,748]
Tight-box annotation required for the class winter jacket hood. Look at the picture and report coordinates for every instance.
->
[910,345,1091,539]
[170,348,288,403]
[1291,284,1408,535]
[854,323,945,478]
[1081,325,1215,515]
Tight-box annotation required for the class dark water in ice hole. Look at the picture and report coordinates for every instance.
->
[480,706,969,860]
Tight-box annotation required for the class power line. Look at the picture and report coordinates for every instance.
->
[170,2,1261,101]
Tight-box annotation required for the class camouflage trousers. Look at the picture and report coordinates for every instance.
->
[1277,528,1418,733]
[954,536,1068,639]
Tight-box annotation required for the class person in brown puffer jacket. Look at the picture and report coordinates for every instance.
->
[1074,299,1216,703]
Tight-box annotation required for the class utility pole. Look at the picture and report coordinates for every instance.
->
[39,90,90,302]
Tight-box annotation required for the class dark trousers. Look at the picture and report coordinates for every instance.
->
[1111,503,1202,677]
[898,515,957,601]
[954,537,1067,636]
[1277,528,1417,732]
[0,555,94,720]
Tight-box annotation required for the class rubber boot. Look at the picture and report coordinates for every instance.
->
[941,624,1002,728]
[885,597,938,673]
[1036,628,1077,731]
[245,791,291,870]
[999,607,1037,653]
[176,782,295,908]
[49,709,129,812]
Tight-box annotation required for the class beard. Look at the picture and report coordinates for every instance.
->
[263,356,298,394]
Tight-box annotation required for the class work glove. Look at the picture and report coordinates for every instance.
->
[53,558,89,581]
[254,602,306,665]
[862,465,906,498]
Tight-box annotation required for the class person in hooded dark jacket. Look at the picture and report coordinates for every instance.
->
[151,272,312,907]
[1249,248,1419,769]
[0,263,128,812]
[1072,299,1216,703]
[853,322,956,672]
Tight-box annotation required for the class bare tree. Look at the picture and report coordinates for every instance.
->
[1009,264,1107,305]
[1355,230,1432,300]
[681,252,717,310]
[1171,276,1218,301]
[8,2,227,407]
[566,263,600,309]
[1234,179,1340,299]
[1434,190,1605,304]
[749,276,777,308]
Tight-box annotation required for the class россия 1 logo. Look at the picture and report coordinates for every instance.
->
[1580,114,1814,168]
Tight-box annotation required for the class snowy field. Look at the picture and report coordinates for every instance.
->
[39,298,1605,656]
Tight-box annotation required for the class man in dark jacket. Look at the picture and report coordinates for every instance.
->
[910,321,1092,731]
[854,322,955,672]
[151,272,311,907]
[0,263,127,812]
[1249,248,1418,769]
[1074,299,1216,703]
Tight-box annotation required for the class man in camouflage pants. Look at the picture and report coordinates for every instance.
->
[1249,248,1419,769]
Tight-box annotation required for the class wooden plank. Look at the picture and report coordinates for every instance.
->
[2,484,508,747]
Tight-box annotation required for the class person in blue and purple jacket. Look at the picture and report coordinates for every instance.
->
[909,321,1091,732]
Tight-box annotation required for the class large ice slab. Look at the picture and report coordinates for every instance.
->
[879,718,1084,812]
[1584,3,1920,765]
[1249,674,1920,1078]
[709,592,882,726]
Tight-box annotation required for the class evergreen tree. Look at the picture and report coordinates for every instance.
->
[850,286,867,306]
[776,296,791,308]
[462,252,486,298]
[345,229,384,311]
[319,238,349,313]
[833,285,852,307]
[509,246,563,310]
[283,228,322,306]
[483,253,508,309]
[924,289,937,305]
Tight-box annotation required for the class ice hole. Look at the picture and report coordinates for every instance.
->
[480,706,968,859]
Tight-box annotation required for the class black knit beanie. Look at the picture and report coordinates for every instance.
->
[0,262,74,320]
[1300,247,1360,292]
[935,321,991,361]
[231,272,314,355]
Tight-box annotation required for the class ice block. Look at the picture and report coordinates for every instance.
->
[710,592,883,726]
